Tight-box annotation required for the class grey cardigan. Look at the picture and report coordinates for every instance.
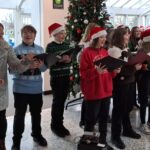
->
[0,40,29,111]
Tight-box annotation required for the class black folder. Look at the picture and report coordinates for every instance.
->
[34,53,61,67]
[59,48,74,56]
[94,56,126,71]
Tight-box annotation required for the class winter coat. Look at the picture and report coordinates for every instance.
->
[0,40,29,111]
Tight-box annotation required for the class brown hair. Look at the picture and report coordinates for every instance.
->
[21,25,37,35]
[111,27,129,49]
[81,23,98,43]
[106,28,115,48]
[140,42,150,53]
[89,38,99,48]
[0,23,4,29]
[130,26,140,47]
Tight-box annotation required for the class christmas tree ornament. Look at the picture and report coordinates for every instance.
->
[74,19,78,23]
[77,28,82,34]
[84,19,89,24]
[83,12,87,15]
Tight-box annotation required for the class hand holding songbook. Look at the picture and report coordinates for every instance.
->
[94,56,126,71]
[95,63,107,74]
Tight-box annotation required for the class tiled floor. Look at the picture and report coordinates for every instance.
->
[5,99,150,150]
[5,76,150,150]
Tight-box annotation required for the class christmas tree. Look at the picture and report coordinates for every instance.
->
[66,0,109,43]
[66,0,110,97]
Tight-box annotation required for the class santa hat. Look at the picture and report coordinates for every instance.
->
[139,25,145,31]
[89,26,107,41]
[48,23,64,36]
[141,28,150,42]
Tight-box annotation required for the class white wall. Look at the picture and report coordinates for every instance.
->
[41,0,69,91]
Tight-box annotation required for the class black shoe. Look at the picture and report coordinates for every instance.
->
[51,125,66,137]
[111,137,125,149]
[11,138,21,150]
[33,135,47,146]
[60,125,70,136]
[0,140,6,150]
[133,103,140,109]
[105,144,114,150]
[11,144,20,150]
[79,121,84,128]
[123,130,141,139]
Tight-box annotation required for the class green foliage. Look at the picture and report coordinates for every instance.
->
[66,0,109,43]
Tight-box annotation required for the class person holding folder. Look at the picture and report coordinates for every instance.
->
[77,22,98,128]
[79,26,120,150]
[11,25,47,150]
[108,27,142,149]
[46,23,72,138]
[136,28,150,134]
[0,23,32,150]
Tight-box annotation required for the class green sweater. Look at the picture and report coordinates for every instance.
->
[46,41,72,77]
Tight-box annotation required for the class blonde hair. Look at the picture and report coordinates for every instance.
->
[81,23,98,43]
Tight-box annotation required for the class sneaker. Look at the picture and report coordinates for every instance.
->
[122,130,141,139]
[111,137,125,149]
[33,135,47,146]
[140,124,150,135]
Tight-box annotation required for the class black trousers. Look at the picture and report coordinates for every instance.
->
[137,71,150,124]
[13,93,43,140]
[111,83,133,139]
[80,100,86,125]
[84,98,110,144]
[50,76,70,127]
[0,110,7,140]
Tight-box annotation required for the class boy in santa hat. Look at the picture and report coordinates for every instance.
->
[78,26,120,150]
[46,23,72,137]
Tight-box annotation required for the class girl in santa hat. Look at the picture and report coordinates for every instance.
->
[108,27,142,149]
[79,26,120,150]
[136,28,150,135]
[77,22,98,128]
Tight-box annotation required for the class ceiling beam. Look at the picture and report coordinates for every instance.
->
[142,8,150,15]
[137,0,149,9]
[110,0,120,7]
[107,7,146,16]
[129,0,141,8]
[18,0,26,9]
[120,0,131,8]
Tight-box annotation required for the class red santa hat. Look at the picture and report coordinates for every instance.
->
[141,28,150,42]
[48,23,64,36]
[89,26,107,41]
